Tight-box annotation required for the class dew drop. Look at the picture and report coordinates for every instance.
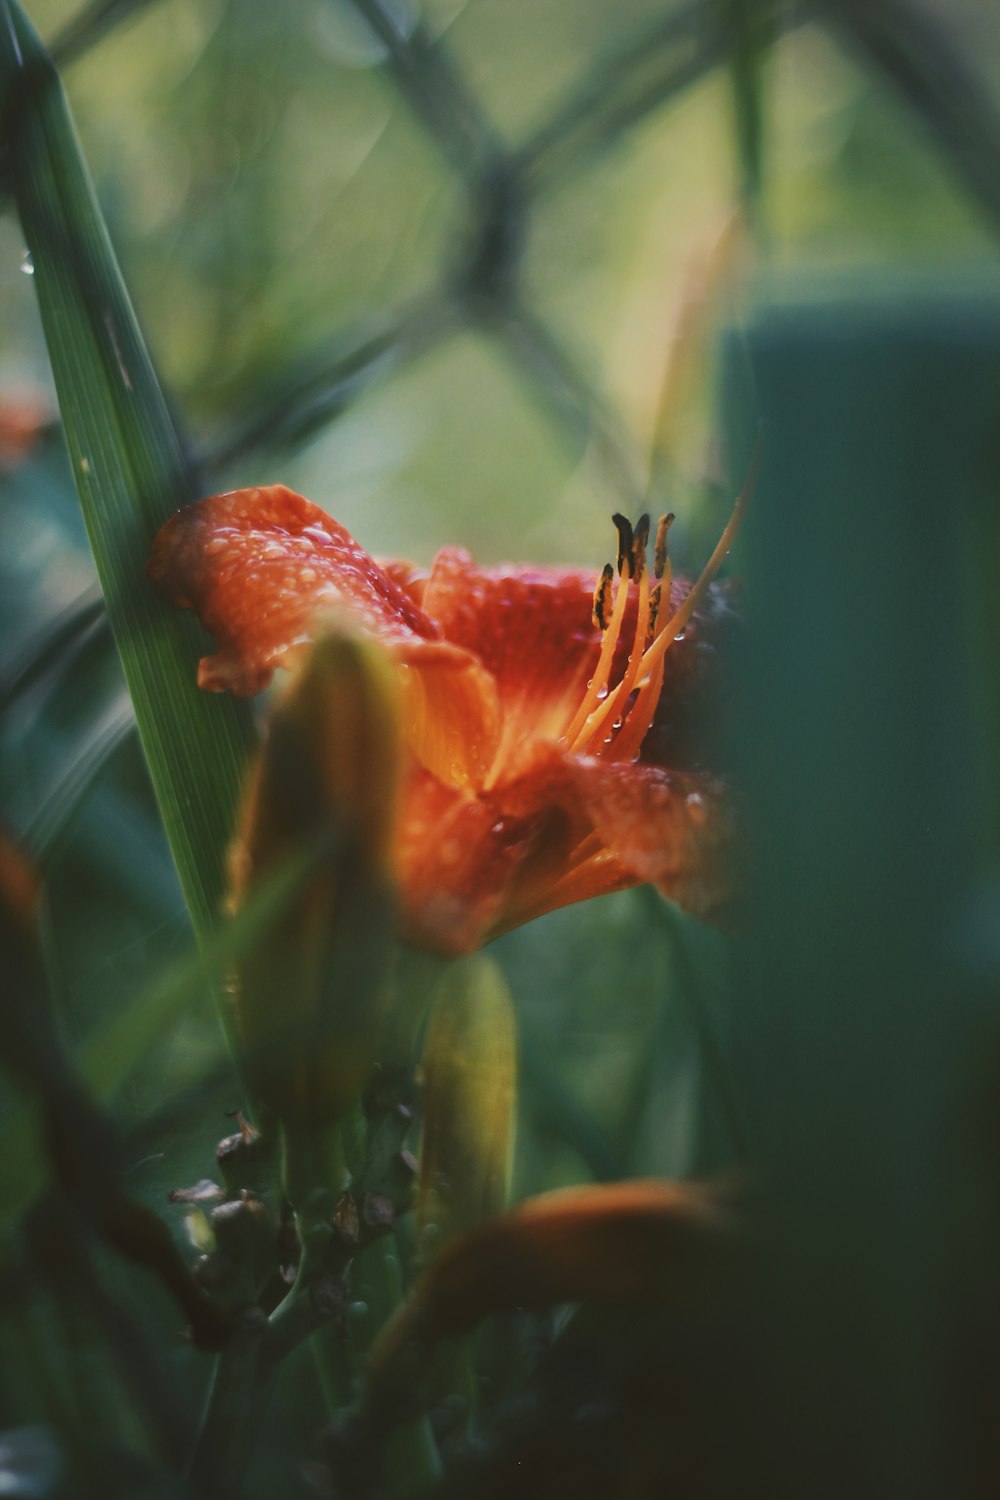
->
[674,628,687,642]
[20,251,33,275]
[686,791,707,826]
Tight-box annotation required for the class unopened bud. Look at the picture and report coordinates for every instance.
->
[230,631,402,1134]
[416,955,517,1264]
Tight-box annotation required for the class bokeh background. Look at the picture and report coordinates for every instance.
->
[3,0,1000,1495]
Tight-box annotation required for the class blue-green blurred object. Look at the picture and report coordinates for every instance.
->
[720,283,1000,1500]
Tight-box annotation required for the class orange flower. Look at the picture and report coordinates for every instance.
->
[148,486,742,955]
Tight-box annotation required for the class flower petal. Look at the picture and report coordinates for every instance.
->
[421,548,736,780]
[147,485,440,695]
[422,548,606,766]
[488,744,733,935]
[396,645,501,791]
[147,486,502,787]
[395,770,536,954]
[564,756,734,922]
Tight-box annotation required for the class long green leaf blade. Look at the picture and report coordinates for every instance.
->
[0,0,256,938]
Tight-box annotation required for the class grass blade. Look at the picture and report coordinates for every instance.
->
[0,0,257,939]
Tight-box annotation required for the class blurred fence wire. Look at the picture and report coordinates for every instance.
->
[6,0,1000,925]
[43,0,1000,508]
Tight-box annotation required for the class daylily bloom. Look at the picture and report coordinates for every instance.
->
[148,486,742,955]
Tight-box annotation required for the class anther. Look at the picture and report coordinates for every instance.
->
[647,582,661,640]
[630,514,650,583]
[611,513,634,578]
[592,564,615,631]
[654,513,675,580]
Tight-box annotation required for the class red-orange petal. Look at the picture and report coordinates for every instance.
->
[395,746,731,954]
[421,548,734,778]
[421,548,609,768]
[487,743,733,936]
[147,485,440,696]
[563,755,734,923]
[395,770,537,955]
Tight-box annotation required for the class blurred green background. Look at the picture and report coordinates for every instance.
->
[4,0,1000,1495]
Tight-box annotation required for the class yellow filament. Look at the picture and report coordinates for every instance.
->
[607,611,669,764]
[606,523,674,763]
[572,563,650,754]
[561,560,632,747]
[574,476,749,758]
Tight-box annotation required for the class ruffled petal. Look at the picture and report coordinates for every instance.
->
[147,485,440,695]
[484,744,733,937]
[562,755,734,923]
[396,646,500,791]
[421,548,735,780]
[422,548,606,768]
[395,770,537,955]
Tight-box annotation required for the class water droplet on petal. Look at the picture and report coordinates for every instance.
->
[686,791,707,826]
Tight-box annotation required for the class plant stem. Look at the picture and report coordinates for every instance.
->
[188,1308,268,1500]
[348,1239,442,1497]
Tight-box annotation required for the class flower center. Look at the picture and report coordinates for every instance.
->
[560,480,749,762]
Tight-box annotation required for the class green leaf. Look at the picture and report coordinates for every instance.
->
[0,838,322,1229]
[719,0,766,230]
[0,0,257,943]
[81,840,322,1105]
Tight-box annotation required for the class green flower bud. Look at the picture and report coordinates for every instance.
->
[230,630,401,1135]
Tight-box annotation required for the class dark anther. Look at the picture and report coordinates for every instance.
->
[654,513,675,579]
[592,562,614,630]
[648,582,662,638]
[611,513,634,576]
[631,513,651,578]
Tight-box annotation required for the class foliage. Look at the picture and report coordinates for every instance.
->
[1,0,1000,1497]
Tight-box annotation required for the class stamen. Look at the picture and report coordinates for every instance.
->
[562,522,635,748]
[591,563,614,631]
[573,470,751,760]
[647,582,661,640]
[630,514,650,583]
[654,512,675,580]
[612,513,634,576]
[571,520,652,755]
[611,513,673,758]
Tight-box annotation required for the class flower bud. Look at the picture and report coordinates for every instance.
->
[230,630,402,1132]
[416,955,517,1264]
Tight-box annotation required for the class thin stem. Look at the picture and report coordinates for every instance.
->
[188,1309,268,1500]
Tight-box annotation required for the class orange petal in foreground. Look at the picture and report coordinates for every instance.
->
[148,486,744,954]
[361,1178,735,1429]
